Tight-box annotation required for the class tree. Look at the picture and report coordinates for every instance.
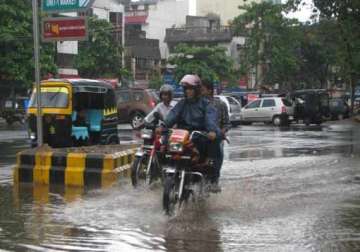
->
[313,0,360,112]
[286,0,360,111]
[298,21,339,89]
[232,2,304,90]
[0,0,57,94]
[75,16,123,79]
[168,44,237,86]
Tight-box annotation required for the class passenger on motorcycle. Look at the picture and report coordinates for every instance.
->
[201,79,231,192]
[144,84,176,124]
[163,74,221,166]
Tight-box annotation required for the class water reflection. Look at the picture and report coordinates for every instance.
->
[227,123,360,161]
[310,197,360,252]
[164,204,223,252]
[3,181,224,252]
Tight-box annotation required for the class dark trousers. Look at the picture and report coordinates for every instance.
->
[212,141,224,183]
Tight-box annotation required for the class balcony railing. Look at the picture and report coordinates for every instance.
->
[165,26,232,43]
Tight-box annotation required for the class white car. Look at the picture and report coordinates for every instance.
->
[215,95,242,126]
[240,97,294,126]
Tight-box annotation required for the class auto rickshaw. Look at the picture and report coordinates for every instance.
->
[289,89,330,125]
[27,79,119,148]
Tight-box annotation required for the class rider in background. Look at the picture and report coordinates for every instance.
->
[164,74,221,167]
[144,84,176,124]
[201,79,231,192]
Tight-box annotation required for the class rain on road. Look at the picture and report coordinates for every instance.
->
[1,121,360,251]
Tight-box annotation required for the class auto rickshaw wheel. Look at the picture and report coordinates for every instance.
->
[107,135,119,144]
[304,117,311,126]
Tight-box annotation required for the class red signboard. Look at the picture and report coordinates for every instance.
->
[125,16,148,24]
[42,17,88,42]
[247,93,259,102]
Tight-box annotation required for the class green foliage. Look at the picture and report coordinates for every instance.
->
[75,16,123,79]
[232,2,304,90]
[168,44,236,85]
[312,0,360,81]
[0,0,57,91]
[149,72,163,90]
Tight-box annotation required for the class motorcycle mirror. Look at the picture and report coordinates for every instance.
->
[153,112,161,120]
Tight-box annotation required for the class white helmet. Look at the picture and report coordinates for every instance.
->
[159,84,173,98]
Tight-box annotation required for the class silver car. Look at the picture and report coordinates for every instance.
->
[215,95,242,126]
[240,97,294,126]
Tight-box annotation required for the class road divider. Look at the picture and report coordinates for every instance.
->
[13,144,138,188]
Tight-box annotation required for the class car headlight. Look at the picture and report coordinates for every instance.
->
[169,142,183,153]
[30,132,36,140]
[141,129,153,139]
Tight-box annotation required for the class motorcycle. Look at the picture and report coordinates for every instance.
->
[131,113,163,187]
[161,128,214,215]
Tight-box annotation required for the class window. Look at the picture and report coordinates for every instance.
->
[29,87,69,108]
[105,90,116,108]
[245,100,261,109]
[281,99,292,106]
[117,91,130,103]
[262,99,275,107]
[133,91,144,101]
[226,97,239,105]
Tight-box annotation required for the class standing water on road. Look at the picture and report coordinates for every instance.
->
[1,122,360,251]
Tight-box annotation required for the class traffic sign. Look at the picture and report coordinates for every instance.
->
[42,17,88,42]
[42,0,94,13]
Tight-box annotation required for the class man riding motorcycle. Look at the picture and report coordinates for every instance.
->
[162,74,221,177]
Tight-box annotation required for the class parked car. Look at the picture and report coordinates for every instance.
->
[0,96,29,125]
[115,88,159,128]
[329,97,350,120]
[214,95,242,126]
[240,97,294,126]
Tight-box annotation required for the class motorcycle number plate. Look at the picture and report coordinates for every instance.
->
[163,167,176,174]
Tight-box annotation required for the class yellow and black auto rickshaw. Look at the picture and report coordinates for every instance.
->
[27,79,119,148]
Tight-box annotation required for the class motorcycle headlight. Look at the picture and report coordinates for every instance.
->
[141,129,153,139]
[169,142,183,153]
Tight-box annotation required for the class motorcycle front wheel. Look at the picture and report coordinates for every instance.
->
[163,175,177,215]
[131,156,147,187]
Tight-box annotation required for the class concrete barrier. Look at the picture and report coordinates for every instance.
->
[13,145,137,188]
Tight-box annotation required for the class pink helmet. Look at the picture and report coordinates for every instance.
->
[180,74,201,87]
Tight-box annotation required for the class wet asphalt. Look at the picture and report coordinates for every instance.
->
[1,120,360,251]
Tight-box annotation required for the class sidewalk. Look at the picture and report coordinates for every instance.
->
[323,115,360,126]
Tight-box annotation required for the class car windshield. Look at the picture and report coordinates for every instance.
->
[29,87,69,108]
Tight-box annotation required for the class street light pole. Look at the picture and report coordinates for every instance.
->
[32,0,43,146]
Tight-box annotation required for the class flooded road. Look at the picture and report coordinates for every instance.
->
[1,121,360,251]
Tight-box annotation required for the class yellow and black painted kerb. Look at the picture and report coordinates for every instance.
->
[14,147,136,188]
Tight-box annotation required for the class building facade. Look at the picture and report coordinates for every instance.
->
[56,0,125,78]
[196,0,262,25]
[165,15,248,87]
[125,0,191,59]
